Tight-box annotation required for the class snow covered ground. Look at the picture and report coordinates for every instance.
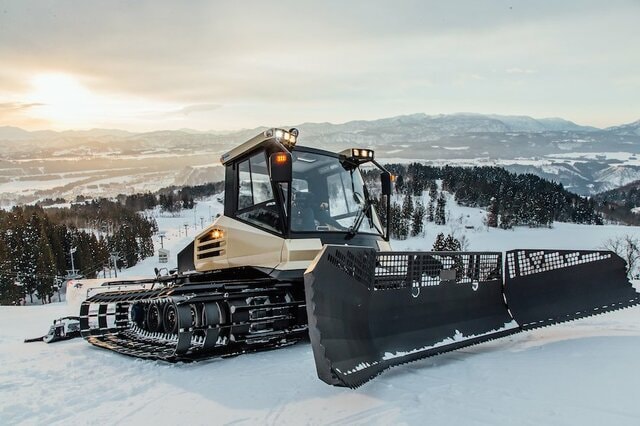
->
[1,195,640,425]
[2,295,639,425]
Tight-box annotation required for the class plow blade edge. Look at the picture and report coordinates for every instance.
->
[304,246,639,388]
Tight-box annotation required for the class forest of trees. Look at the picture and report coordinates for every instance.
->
[439,165,602,227]
[110,181,225,214]
[593,179,640,226]
[367,162,603,240]
[1,182,226,305]
[0,202,156,305]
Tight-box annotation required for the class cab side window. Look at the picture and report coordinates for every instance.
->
[235,151,281,233]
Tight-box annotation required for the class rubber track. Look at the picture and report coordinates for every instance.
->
[80,277,307,361]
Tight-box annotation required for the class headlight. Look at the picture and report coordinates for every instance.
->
[271,128,297,149]
[339,147,376,168]
[351,148,374,161]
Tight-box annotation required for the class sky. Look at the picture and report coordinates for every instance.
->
[0,0,639,132]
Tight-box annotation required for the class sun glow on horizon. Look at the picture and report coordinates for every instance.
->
[26,74,98,128]
[22,73,185,130]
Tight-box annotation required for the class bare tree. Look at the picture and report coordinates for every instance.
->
[447,222,469,251]
[602,235,640,279]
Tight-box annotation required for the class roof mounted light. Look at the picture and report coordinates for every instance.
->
[270,127,297,150]
[221,127,299,165]
[346,148,374,161]
[339,147,375,169]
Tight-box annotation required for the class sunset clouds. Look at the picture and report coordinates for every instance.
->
[1,0,638,130]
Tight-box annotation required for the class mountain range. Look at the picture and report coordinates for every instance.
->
[2,112,637,142]
[0,113,639,202]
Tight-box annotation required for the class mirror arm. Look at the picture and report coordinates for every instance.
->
[372,160,392,241]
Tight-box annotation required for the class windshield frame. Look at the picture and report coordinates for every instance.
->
[286,146,384,238]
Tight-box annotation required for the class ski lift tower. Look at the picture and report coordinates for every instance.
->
[65,247,82,280]
[109,252,122,278]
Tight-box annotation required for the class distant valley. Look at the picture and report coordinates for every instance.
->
[1,113,639,205]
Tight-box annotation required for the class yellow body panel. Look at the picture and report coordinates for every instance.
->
[279,238,324,270]
[194,216,282,271]
[195,216,385,272]
[194,216,328,272]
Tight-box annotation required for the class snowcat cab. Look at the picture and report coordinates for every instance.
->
[177,127,393,275]
[75,128,640,388]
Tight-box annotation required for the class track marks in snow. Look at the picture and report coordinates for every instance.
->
[2,296,640,424]
[327,403,401,425]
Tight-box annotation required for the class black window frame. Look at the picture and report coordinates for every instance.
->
[232,150,288,236]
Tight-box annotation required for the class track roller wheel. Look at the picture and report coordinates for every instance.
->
[146,303,164,333]
[163,302,179,334]
[190,303,203,328]
[202,302,224,347]
[202,302,221,326]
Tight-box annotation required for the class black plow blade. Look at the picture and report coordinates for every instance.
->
[305,246,640,388]
[304,246,517,388]
[504,249,640,329]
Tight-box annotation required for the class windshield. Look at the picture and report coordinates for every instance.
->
[286,150,383,235]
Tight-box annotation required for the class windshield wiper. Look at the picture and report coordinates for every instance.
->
[347,192,370,238]
[347,205,367,238]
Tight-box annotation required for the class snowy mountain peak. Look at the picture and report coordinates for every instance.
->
[0,126,36,141]
[606,119,640,136]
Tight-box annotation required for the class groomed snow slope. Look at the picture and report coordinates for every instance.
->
[2,196,640,425]
[2,300,639,425]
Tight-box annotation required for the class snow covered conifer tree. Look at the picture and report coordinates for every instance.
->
[35,226,56,303]
[411,201,426,237]
[443,234,462,251]
[395,175,404,194]
[499,212,514,229]
[428,180,438,200]
[487,197,498,228]
[432,233,447,251]
[433,233,462,251]
[427,198,435,222]
[19,216,40,303]
[402,194,414,222]
[390,202,402,239]
[0,236,21,305]
[435,193,447,225]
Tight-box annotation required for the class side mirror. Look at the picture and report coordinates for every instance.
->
[381,171,392,196]
[269,152,292,183]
